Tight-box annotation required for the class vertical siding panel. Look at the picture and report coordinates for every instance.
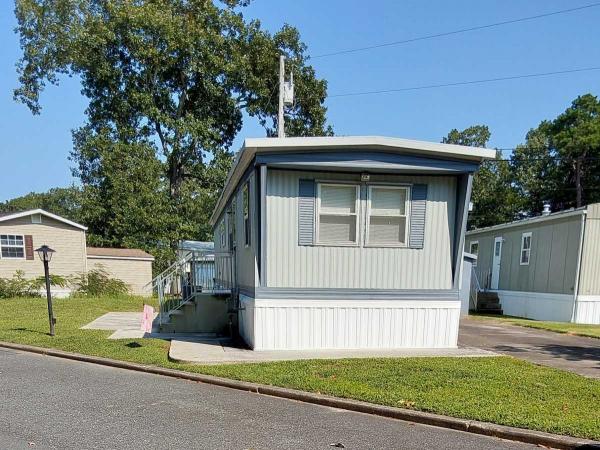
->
[266,171,455,289]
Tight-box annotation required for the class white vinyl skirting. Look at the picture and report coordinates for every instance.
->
[494,290,573,322]
[494,290,600,324]
[238,295,460,351]
[573,295,600,325]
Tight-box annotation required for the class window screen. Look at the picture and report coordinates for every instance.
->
[367,187,409,246]
[317,184,358,244]
[520,233,532,265]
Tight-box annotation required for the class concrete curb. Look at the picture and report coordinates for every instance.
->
[1,341,597,450]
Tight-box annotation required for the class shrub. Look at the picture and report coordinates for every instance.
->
[0,271,71,299]
[0,271,39,298]
[71,267,129,297]
[29,274,69,290]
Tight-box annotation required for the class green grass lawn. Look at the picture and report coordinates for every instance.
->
[1,296,599,440]
[470,313,600,339]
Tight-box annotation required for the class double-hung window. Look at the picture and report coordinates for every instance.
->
[316,183,359,245]
[520,232,532,265]
[366,186,410,246]
[0,234,25,259]
[219,221,226,249]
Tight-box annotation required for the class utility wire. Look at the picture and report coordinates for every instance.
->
[311,2,600,59]
[328,66,600,98]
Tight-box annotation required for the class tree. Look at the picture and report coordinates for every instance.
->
[443,125,522,228]
[14,0,330,198]
[14,0,332,262]
[512,94,600,211]
[0,186,82,221]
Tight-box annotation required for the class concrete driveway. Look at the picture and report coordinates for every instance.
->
[459,317,600,378]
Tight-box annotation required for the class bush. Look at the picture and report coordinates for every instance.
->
[0,271,39,298]
[0,271,70,299]
[71,267,129,297]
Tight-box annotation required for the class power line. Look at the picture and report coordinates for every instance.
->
[311,2,600,59]
[327,66,600,98]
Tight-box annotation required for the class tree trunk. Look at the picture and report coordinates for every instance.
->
[169,161,184,200]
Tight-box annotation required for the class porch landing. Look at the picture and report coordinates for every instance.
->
[168,339,497,365]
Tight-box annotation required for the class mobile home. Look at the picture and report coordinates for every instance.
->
[466,204,600,325]
[206,136,494,350]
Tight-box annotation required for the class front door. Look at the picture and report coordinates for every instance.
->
[490,236,503,290]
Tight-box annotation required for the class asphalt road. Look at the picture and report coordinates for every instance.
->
[0,348,536,450]
[459,317,600,378]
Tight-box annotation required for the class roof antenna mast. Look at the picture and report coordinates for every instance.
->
[278,54,294,138]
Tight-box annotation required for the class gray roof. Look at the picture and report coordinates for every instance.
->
[210,136,496,226]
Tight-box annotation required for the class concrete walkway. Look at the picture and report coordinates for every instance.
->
[81,312,160,339]
[459,317,600,378]
[168,338,496,364]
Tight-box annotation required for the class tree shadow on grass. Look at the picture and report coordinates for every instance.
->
[9,327,50,336]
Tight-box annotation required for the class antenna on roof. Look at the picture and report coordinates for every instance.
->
[277,55,294,138]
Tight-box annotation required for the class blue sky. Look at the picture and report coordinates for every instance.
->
[1,0,599,201]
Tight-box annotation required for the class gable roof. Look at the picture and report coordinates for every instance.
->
[86,247,154,260]
[210,136,496,226]
[0,209,87,231]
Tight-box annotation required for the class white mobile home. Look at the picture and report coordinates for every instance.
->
[466,204,600,325]
[205,136,494,350]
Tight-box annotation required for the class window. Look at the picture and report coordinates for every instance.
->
[1,234,25,259]
[219,221,226,249]
[366,186,410,246]
[31,214,42,224]
[469,241,479,266]
[520,232,532,265]
[316,183,359,245]
[243,182,250,247]
[229,199,236,248]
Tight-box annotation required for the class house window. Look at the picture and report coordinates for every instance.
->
[0,234,25,259]
[229,199,236,248]
[243,182,250,247]
[520,232,532,265]
[469,241,479,266]
[219,221,226,249]
[31,214,42,224]
[366,186,410,246]
[316,183,359,245]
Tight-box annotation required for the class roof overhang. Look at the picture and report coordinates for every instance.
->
[0,209,88,231]
[210,136,496,226]
[87,255,155,262]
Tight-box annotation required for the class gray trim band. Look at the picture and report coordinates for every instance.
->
[255,152,479,174]
[255,287,459,300]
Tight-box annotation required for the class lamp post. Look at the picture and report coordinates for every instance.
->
[36,245,56,336]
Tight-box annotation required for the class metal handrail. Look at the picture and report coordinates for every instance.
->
[150,250,233,325]
[469,266,481,311]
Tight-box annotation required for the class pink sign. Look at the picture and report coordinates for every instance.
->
[140,304,154,333]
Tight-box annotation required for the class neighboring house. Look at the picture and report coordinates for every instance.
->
[86,247,155,296]
[465,203,600,325]
[0,209,154,296]
[203,136,494,350]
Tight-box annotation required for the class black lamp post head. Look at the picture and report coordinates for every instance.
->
[35,245,56,263]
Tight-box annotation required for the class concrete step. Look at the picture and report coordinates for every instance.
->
[478,300,501,309]
[477,291,499,302]
[476,309,504,315]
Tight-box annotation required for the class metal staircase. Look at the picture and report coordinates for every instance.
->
[469,267,503,315]
[149,249,234,327]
